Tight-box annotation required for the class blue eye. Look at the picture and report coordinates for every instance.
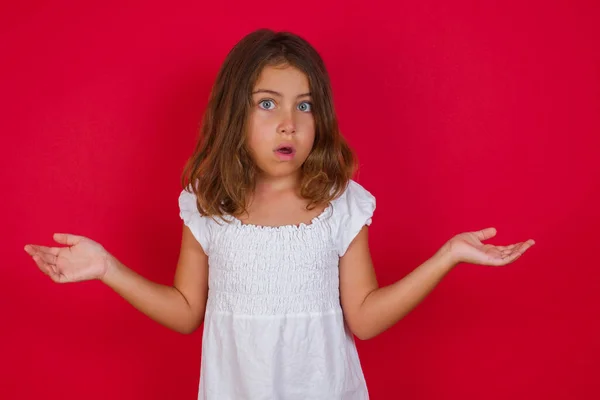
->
[258,100,275,110]
[298,101,312,112]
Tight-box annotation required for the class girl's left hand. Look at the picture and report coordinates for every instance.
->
[444,227,535,267]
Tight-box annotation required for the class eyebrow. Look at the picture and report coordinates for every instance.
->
[251,89,312,98]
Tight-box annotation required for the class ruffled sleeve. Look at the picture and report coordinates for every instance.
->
[334,180,376,257]
[178,187,211,254]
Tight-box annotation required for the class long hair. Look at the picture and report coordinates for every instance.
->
[180,29,357,220]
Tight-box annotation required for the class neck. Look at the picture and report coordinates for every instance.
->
[254,172,302,196]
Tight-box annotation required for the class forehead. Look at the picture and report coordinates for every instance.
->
[253,64,310,94]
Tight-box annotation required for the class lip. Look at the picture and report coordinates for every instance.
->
[274,143,296,160]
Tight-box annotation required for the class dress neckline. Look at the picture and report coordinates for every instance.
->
[226,202,334,232]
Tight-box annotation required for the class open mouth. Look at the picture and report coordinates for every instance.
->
[275,144,296,155]
[277,146,294,154]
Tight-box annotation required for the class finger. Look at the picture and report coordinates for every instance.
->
[501,241,534,262]
[25,246,61,268]
[53,233,84,246]
[500,243,522,254]
[48,270,67,284]
[499,239,535,253]
[517,240,535,253]
[501,249,514,258]
[33,250,60,268]
[32,254,57,276]
[474,227,497,241]
[32,255,67,282]
[24,244,61,256]
[488,251,519,267]
[496,244,517,252]
[511,240,534,254]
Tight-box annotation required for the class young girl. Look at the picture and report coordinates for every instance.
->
[24,29,535,399]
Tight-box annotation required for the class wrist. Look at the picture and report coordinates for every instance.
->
[100,253,120,285]
[436,242,460,271]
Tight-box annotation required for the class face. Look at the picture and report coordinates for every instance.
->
[246,64,315,180]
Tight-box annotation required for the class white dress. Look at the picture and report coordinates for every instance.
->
[178,179,376,400]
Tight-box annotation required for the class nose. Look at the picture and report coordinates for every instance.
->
[277,112,296,135]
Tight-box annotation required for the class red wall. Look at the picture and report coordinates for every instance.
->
[2,1,599,399]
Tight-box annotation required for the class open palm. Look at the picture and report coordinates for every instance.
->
[446,227,535,266]
[24,233,111,283]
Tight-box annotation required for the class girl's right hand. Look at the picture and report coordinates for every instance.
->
[24,233,113,283]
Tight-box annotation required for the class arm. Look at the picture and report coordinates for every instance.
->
[339,226,455,341]
[25,225,209,335]
[102,225,209,334]
[339,225,534,340]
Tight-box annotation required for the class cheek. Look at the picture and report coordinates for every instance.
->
[246,114,271,151]
[298,116,316,149]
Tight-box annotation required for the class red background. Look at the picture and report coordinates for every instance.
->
[2,1,599,399]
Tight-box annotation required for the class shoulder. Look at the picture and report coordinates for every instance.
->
[337,179,376,205]
[331,179,376,256]
[178,185,213,254]
[331,179,376,217]
[178,186,208,222]
[179,186,198,214]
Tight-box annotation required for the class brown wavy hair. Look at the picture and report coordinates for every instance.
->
[180,29,357,221]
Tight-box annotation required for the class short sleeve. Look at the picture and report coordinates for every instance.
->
[178,188,211,254]
[334,180,376,257]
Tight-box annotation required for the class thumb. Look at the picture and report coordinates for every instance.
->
[53,233,84,246]
[475,227,497,241]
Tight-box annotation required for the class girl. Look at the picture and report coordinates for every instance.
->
[24,29,535,399]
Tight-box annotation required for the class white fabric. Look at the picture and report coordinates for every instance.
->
[178,179,376,400]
